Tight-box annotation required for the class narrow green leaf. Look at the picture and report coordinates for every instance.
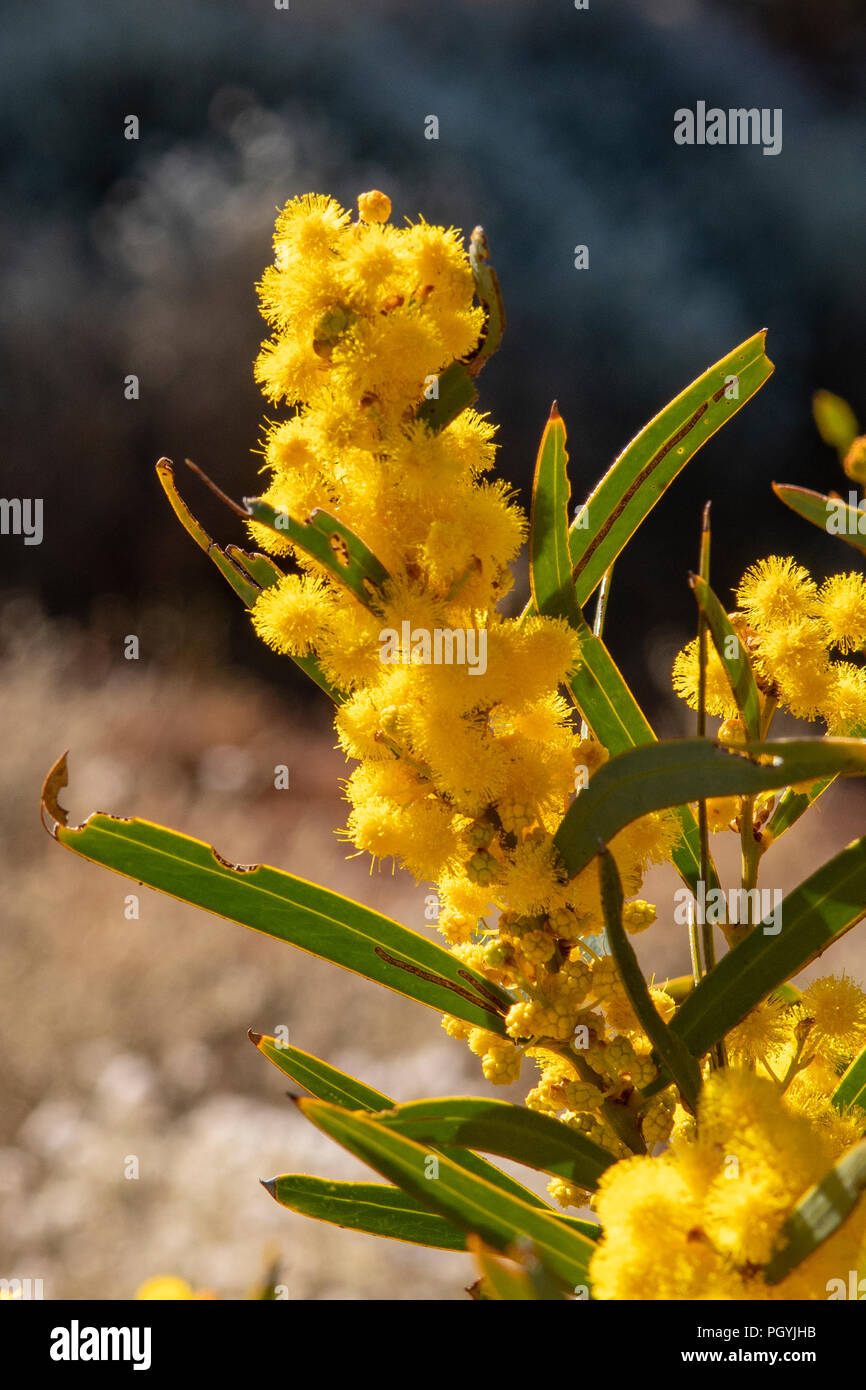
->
[833,1044,866,1117]
[518,402,719,897]
[773,482,866,556]
[243,499,391,612]
[373,1096,615,1190]
[262,1175,467,1251]
[156,458,259,607]
[670,836,866,1060]
[466,225,505,368]
[691,574,762,742]
[250,1033,392,1111]
[296,1099,596,1288]
[415,362,478,431]
[42,754,512,1033]
[765,777,836,844]
[248,1033,555,1208]
[416,225,504,432]
[529,406,581,626]
[156,459,343,703]
[813,389,859,455]
[569,332,773,606]
[223,545,283,592]
[763,1139,866,1284]
[554,737,866,882]
[566,611,720,897]
[765,721,864,846]
[598,847,702,1111]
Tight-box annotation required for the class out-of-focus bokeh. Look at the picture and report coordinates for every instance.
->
[2,0,865,1298]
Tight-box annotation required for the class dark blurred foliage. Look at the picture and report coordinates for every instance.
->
[2,0,865,710]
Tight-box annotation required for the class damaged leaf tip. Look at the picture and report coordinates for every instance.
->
[41,750,71,837]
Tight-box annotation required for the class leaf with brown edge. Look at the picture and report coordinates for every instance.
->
[42,753,513,1032]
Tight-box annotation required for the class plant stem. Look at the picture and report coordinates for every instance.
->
[696,502,716,986]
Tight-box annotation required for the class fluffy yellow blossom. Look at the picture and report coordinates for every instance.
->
[796,973,866,1059]
[591,1070,866,1299]
[816,572,866,652]
[726,994,792,1067]
[736,556,818,628]
[823,661,866,734]
[671,636,739,717]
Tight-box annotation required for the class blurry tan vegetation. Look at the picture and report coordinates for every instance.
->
[1,596,863,1299]
[0,598,478,1299]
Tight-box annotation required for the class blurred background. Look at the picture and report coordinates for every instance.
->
[1,0,865,1299]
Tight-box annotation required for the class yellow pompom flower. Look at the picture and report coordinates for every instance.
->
[816,571,866,652]
[796,973,866,1058]
[736,556,818,628]
[251,572,336,657]
[821,661,866,734]
[592,1069,866,1299]
[671,636,738,717]
[756,618,831,714]
[725,994,791,1066]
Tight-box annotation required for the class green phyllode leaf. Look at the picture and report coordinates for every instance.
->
[833,1044,866,1119]
[554,737,866,882]
[296,1098,596,1289]
[773,482,866,557]
[764,777,837,845]
[690,573,762,742]
[416,225,505,432]
[156,458,343,702]
[42,754,512,1033]
[371,1095,614,1190]
[666,836,866,1065]
[568,331,774,607]
[243,498,391,613]
[763,1139,866,1285]
[598,846,702,1112]
[529,403,582,628]
[249,1033,558,1209]
[262,1175,467,1251]
[527,404,720,898]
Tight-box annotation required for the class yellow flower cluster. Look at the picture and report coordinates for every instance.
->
[245,194,866,1300]
[249,191,678,1108]
[590,1068,866,1299]
[673,556,866,733]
